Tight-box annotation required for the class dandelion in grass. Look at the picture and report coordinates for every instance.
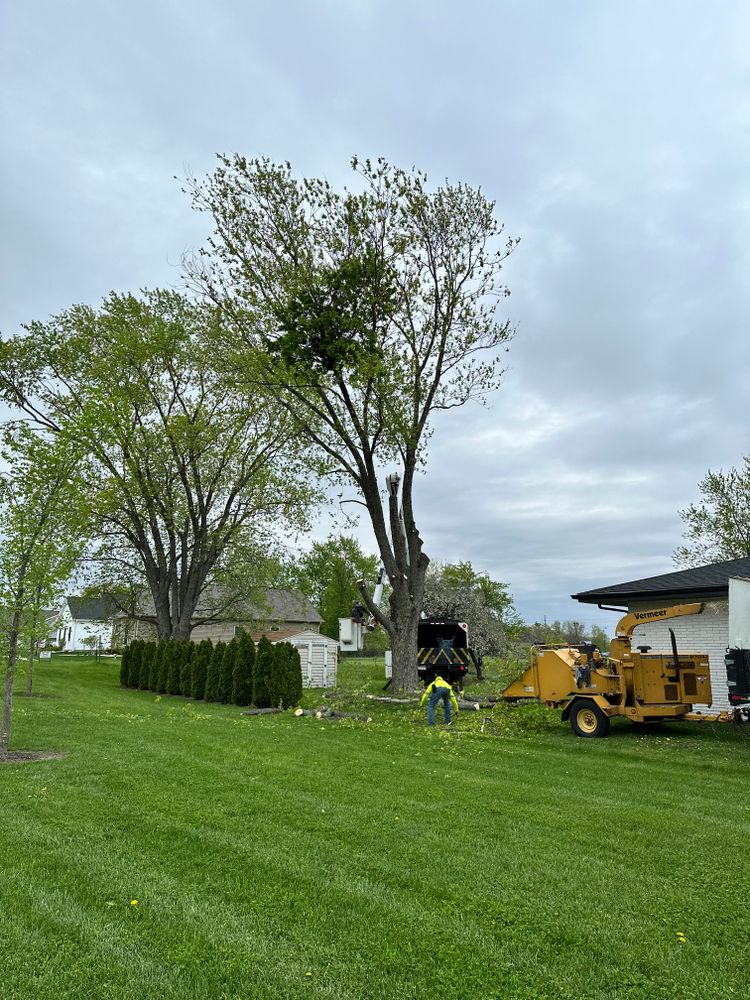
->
[130,899,139,907]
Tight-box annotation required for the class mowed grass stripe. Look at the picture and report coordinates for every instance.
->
[1,655,749,999]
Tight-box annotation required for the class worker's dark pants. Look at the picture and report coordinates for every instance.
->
[428,688,452,725]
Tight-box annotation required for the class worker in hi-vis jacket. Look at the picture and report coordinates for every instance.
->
[421,674,460,726]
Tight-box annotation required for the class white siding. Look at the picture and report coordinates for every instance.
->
[277,630,338,689]
[630,600,729,711]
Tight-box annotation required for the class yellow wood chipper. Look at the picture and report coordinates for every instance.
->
[501,603,742,737]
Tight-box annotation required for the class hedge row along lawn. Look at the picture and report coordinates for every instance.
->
[1,654,749,1000]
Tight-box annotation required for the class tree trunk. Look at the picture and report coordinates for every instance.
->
[26,636,34,696]
[1,611,21,758]
[389,622,420,691]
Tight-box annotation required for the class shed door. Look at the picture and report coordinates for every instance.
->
[295,642,313,684]
[729,578,750,649]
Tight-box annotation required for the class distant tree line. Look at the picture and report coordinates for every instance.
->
[119,634,302,710]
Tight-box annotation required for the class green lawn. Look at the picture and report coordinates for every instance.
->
[1,654,749,1000]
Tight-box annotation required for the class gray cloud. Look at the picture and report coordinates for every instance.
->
[2,0,748,635]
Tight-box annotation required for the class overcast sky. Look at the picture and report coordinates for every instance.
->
[2,0,748,630]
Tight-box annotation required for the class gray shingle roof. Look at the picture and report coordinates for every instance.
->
[66,596,120,621]
[572,556,750,605]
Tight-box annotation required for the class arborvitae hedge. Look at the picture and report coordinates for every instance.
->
[191,639,212,700]
[253,636,274,708]
[127,640,143,688]
[138,641,155,688]
[157,641,170,693]
[179,641,194,696]
[218,639,237,703]
[204,640,225,702]
[119,644,131,687]
[267,641,303,710]
[281,642,303,709]
[166,641,182,695]
[232,632,255,706]
[149,641,164,690]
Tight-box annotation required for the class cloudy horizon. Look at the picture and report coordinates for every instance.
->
[2,0,748,632]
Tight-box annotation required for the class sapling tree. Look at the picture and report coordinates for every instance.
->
[186,156,517,689]
[0,431,85,756]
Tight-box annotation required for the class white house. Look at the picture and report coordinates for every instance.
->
[57,596,118,652]
[572,556,750,711]
[275,629,339,688]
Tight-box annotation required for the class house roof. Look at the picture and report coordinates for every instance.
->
[254,589,322,624]
[66,596,120,621]
[571,556,750,606]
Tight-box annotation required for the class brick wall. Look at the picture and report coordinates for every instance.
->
[630,600,729,711]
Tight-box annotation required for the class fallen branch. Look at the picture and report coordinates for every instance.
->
[293,706,371,722]
[365,695,419,705]
[241,707,284,716]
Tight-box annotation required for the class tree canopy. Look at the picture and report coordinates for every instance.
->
[674,458,750,567]
[0,290,317,639]
[186,156,518,688]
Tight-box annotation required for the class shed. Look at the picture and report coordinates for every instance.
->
[275,630,339,688]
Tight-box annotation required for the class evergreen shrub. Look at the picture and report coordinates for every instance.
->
[191,639,212,700]
[204,640,225,702]
[253,636,274,708]
[232,631,255,706]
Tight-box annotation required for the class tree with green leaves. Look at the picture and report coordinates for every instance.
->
[149,640,166,691]
[119,644,131,687]
[186,156,517,689]
[423,561,521,667]
[127,640,143,688]
[253,636,274,708]
[0,290,317,641]
[232,631,255,706]
[275,641,302,709]
[674,458,750,567]
[290,534,380,639]
[0,431,85,756]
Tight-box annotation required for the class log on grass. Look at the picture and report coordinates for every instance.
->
[365,695,419,705]
[241,707,284,716]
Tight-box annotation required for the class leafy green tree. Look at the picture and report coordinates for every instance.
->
[191,639,212,700]
[291,535,380,638]
[204,641,226,702]
[232,631,255,706]
[674,458,750,567]
[0,290,317,640]
[253,636,274,708]
[186,156,517,690]
[590,625,610,653]
[423,561,521,664]
[0,431,85,756]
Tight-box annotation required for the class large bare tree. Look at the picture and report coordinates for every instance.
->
[186,156,518,688]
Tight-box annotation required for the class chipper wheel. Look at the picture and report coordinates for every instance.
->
[569,699,611,739]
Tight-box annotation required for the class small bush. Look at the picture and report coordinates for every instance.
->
[269,642,303,710]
